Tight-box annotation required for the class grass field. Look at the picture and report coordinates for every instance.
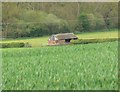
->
[1,30,118,47]
[2,41,118,90]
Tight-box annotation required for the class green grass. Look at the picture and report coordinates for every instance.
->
[1,36,48,47]
[1,30,118,47]
[2,41,118,90]
[76,30,118,39]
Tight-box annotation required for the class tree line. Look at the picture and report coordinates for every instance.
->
[2,2,118,38]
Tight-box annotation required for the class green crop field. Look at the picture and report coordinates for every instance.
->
[1,30,118,47]
[1,2,119,90]
[2,41,118,90]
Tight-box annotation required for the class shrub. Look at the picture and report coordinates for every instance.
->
[71,38,118,44]
[24,42,32,47]
[1,42,25,48]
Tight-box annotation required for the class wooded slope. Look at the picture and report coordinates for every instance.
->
[2,2,118,38]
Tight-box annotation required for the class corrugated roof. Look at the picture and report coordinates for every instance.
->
[54,33,78,40]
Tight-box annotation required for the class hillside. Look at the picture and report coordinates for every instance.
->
[2,2,118,38]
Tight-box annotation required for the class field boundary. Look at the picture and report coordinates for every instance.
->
[71,37,118,44]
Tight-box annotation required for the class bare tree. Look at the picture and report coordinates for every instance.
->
[76,0,80,17]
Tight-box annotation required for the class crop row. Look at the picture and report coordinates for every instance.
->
[2,41,118,90]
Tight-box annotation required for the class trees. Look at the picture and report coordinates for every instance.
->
[77,13,96,32]
[2,9,70,38]
[78,14,90,32]
[2,2,118,38]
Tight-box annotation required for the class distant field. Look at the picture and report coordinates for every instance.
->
[76,30,118,39]
[2,41,118,90]
[1,30,118,47]
[1,36,48,47]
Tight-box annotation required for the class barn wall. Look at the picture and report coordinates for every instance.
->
[48,40,56,45]
[48,40,65,45]
[57,40,65,45]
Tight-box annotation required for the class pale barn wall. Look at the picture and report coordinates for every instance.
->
[48,40,65,45]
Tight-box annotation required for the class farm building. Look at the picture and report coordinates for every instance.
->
[48,33,78,45]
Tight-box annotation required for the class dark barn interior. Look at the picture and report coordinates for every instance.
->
[65,39,71,43]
